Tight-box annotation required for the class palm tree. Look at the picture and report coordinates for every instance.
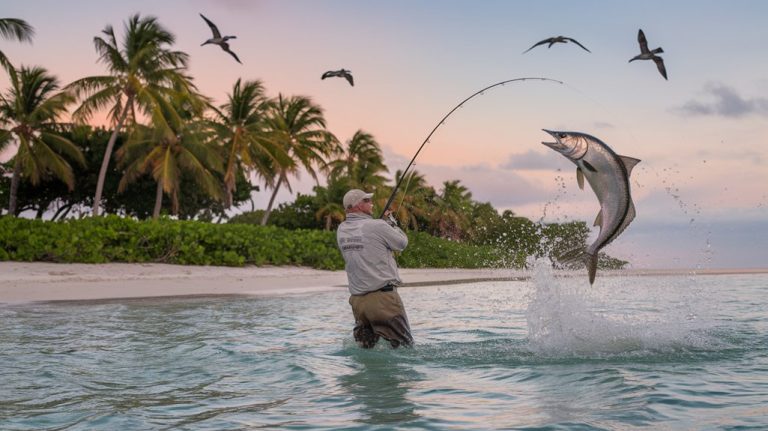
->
[0,18,34,75]
[117,90,223,218]
[326,130,388,189]
[260,94,339,225]
[66,14,193,216]
[313,185,345,230]
[388,169,433,230]
[0,66,84,215]
[209,78,290,208]
[430,179,473,240]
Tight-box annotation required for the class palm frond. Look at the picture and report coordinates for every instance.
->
[0,18,35,43]
[28,136,75,189]
[69,85,121,123]
[40,131,86,166]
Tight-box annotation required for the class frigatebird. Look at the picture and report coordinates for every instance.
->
[200,13,241,64]
[523,36,591,53]
[629,29,667,80]
[321,69,354,86]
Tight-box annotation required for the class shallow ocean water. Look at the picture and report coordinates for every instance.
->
[1,264,767,430]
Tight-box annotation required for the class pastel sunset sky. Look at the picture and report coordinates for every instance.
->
[2,0,766,269]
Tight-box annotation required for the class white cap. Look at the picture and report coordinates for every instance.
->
[343,189,373,209]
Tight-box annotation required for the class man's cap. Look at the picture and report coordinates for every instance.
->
[343,189,373,209]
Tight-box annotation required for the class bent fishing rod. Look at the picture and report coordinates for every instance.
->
[379,76,563,218]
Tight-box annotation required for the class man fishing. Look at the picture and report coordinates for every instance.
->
[336,188,413,348]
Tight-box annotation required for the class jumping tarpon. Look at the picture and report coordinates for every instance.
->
[541,130,641,285]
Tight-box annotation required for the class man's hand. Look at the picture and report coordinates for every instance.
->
[384,211,398,227]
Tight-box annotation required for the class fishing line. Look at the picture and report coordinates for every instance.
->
[379,76,564,218]
[396,167,416,221]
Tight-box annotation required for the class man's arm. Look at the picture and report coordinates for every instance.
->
[372,220,408,252]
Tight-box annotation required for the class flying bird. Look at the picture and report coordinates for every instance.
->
[523,36,591,54]
[200,13,241,64]
[629,29,667,80]
[321,69,354,86]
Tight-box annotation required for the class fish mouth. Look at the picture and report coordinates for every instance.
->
[541,129,565,152]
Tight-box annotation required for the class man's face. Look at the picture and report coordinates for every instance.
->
[356,197,373,215]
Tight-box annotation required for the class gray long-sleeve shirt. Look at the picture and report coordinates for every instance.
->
[336,212,409,295]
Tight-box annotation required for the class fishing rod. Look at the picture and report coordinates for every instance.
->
[379,76,564,219]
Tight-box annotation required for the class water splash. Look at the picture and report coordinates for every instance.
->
[652,163,714,271]
[537,170,571,226]
[524,258,723,359]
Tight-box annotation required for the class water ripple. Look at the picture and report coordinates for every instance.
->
[1,273,767,429]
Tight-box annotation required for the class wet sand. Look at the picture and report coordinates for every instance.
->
[1,262,766,303]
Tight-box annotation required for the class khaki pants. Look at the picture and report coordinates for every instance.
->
[349,289,413,348]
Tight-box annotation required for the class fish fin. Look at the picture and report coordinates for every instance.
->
[576,168,585,190]
[582,160,597,172]
[619,156,641,176]
[554,248,585,270]
[587,253,598,285]
[593,210,603,227]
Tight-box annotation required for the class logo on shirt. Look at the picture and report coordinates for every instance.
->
[339,236,364,252]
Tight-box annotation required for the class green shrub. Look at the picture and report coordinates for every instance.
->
[0,215,545,270]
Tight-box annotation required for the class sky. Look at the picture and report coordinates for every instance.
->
[2,0,767,269]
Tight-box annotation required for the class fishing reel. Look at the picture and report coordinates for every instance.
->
[386,213,399,227]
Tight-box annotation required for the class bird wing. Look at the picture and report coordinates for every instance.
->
[565,37,591,53]
[523,38,552,53]
[652,56,667,80]
[219,42,242,64]
[343,72,354,86]
[322,70,337,79]
[637,29,649,53]
[200,14,221,39]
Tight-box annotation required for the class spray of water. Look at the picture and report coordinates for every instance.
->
[524,257,722,359]
[647,162,715,271]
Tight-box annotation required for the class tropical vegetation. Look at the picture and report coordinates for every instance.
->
[0,14,628,270]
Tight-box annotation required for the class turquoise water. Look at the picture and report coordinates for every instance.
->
[2,265,767,430]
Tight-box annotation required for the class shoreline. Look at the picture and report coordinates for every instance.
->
[1,262,766,304]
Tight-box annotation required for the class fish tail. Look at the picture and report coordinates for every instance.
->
[556,249,599,285]
[586,252,598,285]
[556,247,583,265]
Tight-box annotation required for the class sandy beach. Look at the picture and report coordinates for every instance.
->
[0,262,524,303]
[1,262,766,303]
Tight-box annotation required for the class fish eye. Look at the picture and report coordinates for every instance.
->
[558,133,566,139]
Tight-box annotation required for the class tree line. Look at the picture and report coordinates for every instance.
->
[0,15,627,268]
[1,15,338,222]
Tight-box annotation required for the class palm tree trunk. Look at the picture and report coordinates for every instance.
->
[225,188,233,209]
[171,190,179,216]
[224,158,236,209]
[7,155,22,216]
[93,97,133,216]
[153,180,163,219]
[260,172,284,225]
